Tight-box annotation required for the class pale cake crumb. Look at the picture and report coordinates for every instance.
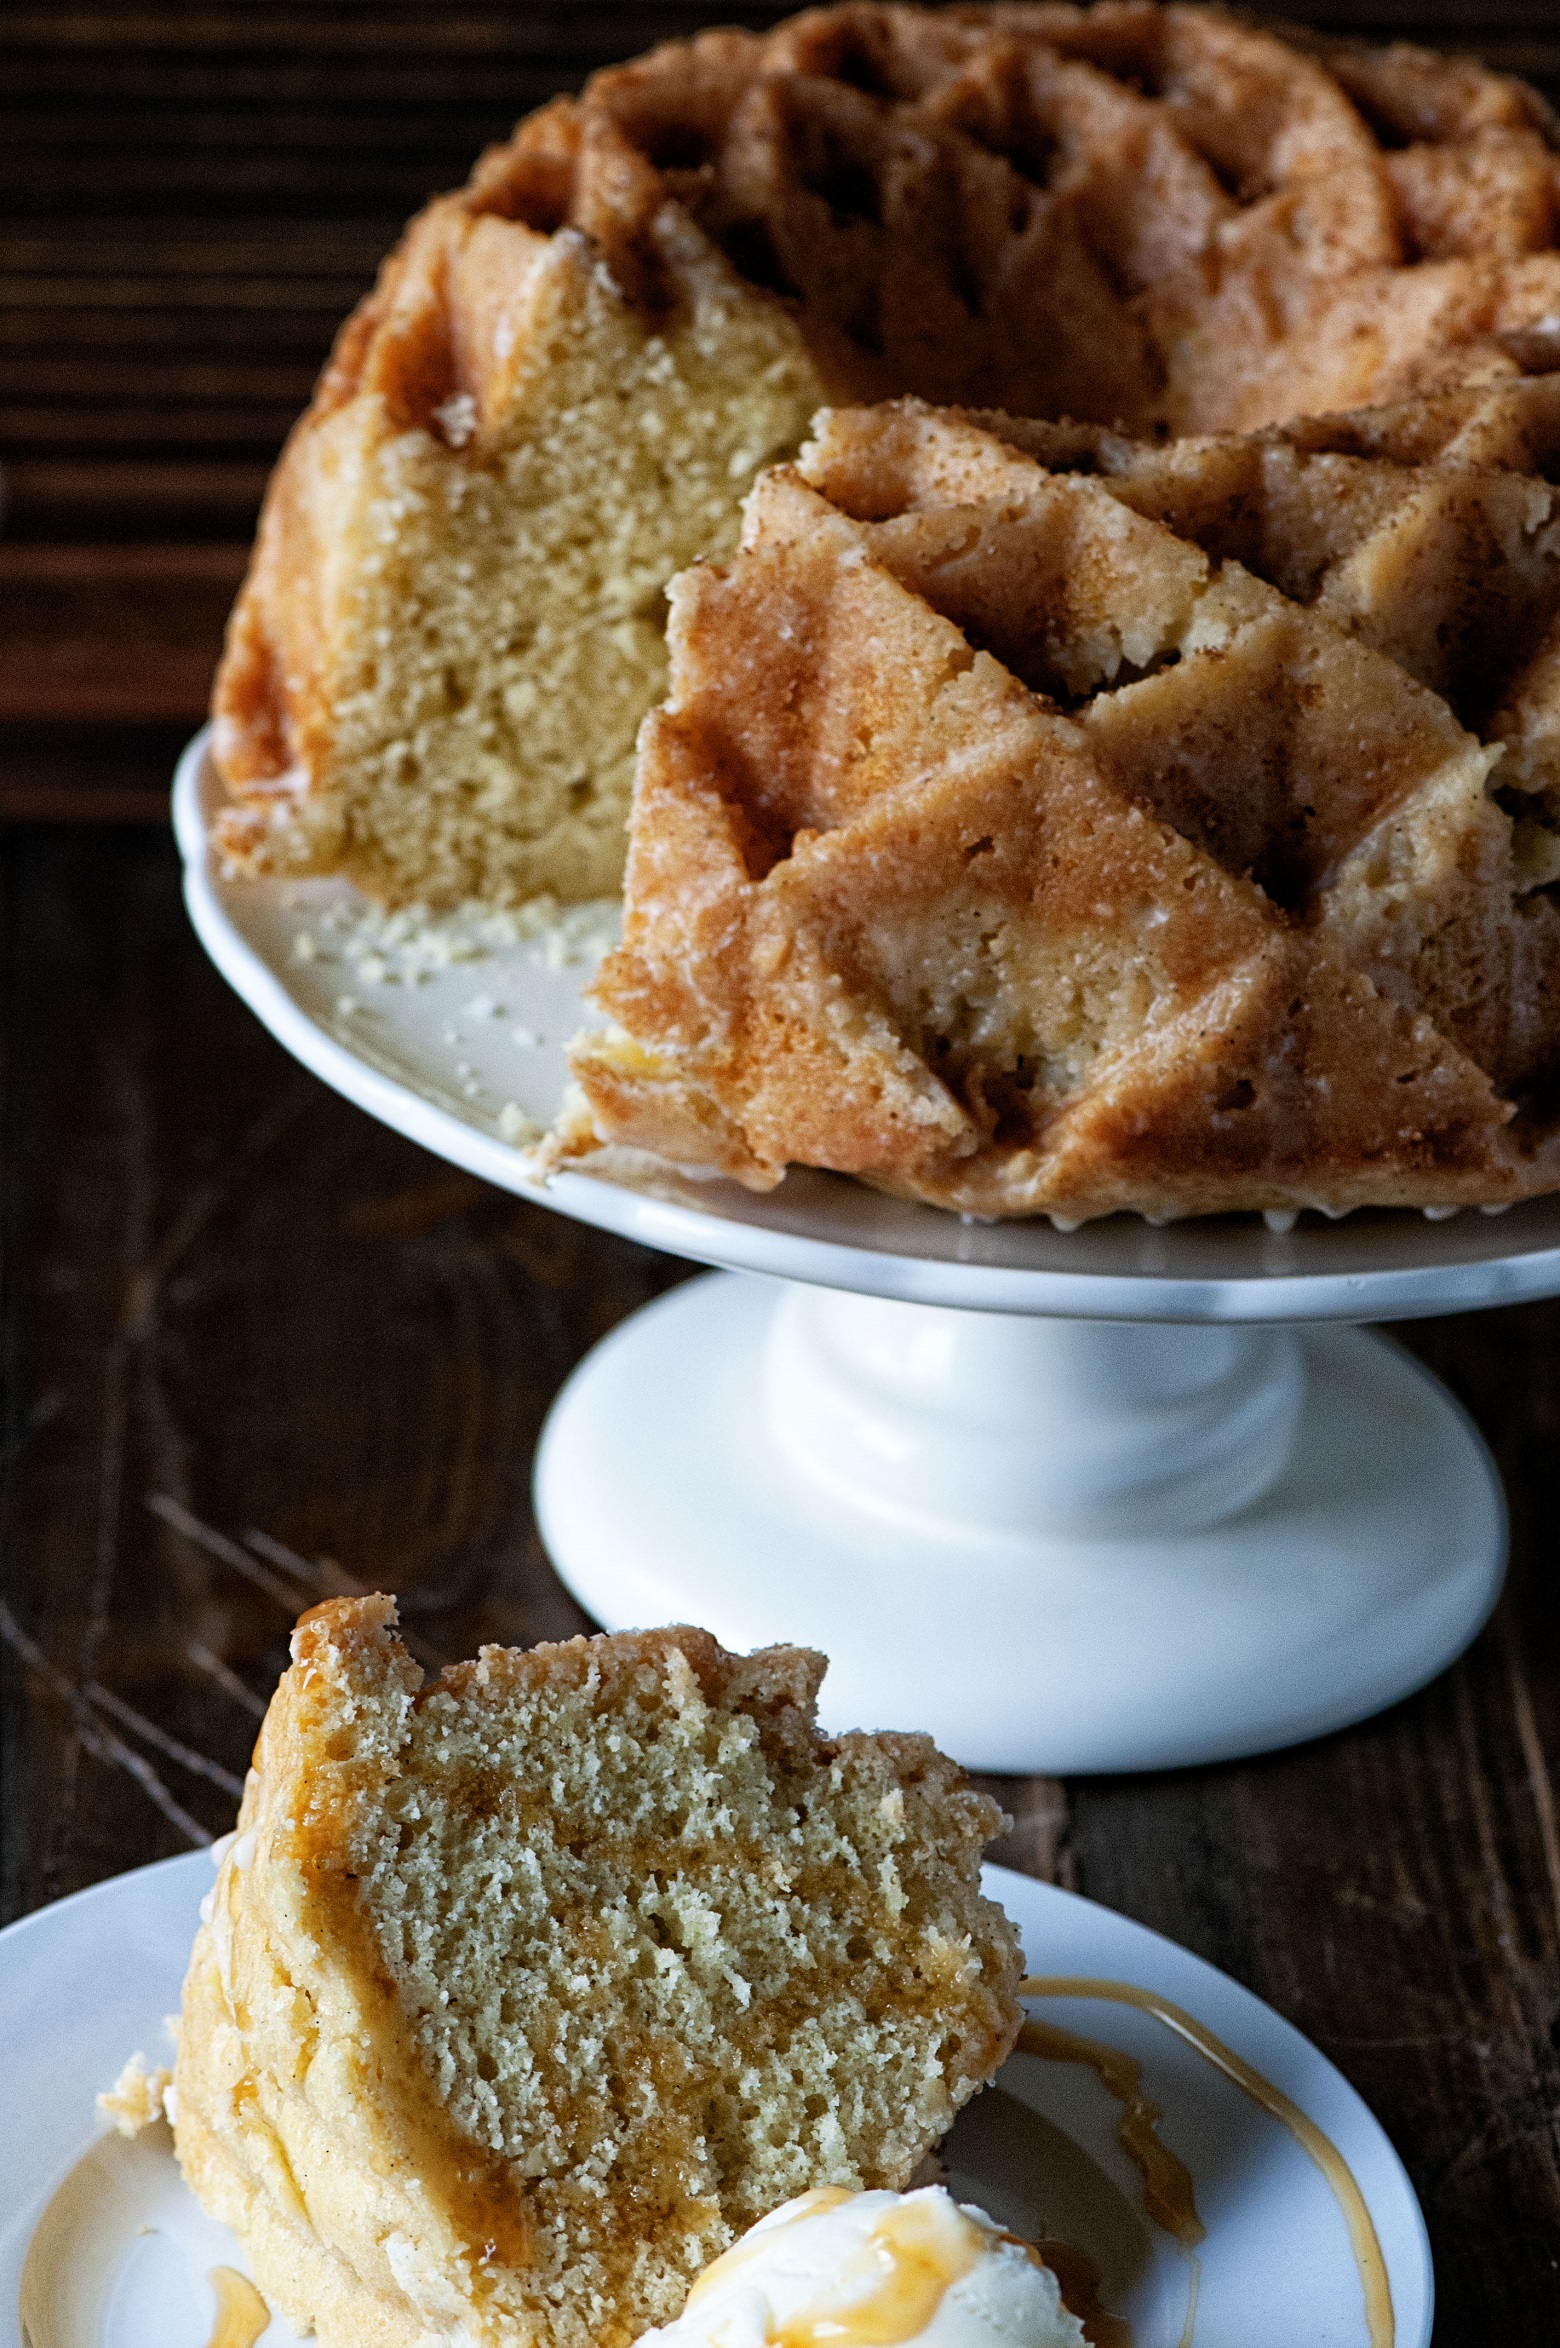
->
[98,2052,173,2137]
[498,1103,542,1145]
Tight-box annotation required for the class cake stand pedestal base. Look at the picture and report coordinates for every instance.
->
[534,1273,1506,1771]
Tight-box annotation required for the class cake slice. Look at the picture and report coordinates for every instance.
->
[559,402,1560,1220]
[174,1599,1022,2348]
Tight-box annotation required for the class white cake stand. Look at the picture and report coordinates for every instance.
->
[174,730,1560,1773]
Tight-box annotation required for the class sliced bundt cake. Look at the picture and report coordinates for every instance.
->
[211,3,1560,909]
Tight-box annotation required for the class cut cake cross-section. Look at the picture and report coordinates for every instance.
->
[174,1599,1022,2348]
[559,400,1560,1220]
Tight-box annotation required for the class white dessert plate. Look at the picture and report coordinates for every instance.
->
[1,1851,1430,2348]
[174,727,1560,1326]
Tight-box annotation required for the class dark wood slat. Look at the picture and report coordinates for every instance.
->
[0,546,245,726]
[0,158,521,201]
[4,9,1560,2341]
[0,107,542,150]
[0,363,317,399]
[1,460,270,542]
[0,544,250,581]
[0,780,174,820]
[0,226,396,266]
[0,821,678,1909]
[0,10,802,59]
[0,3,1553,51]
[4,1,1559,809]
[1067,1301,1560,2337]
[0,402,308,447]
[0,726,206,821]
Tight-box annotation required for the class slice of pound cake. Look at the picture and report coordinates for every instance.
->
[174,1598,1022,2348]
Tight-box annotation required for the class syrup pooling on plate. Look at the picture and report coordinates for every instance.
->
[205,2267,270,2348]
[1015,2022,1204,2254]
[1018,1979,1393,2348]
[1015,2019,1199,2348]
[16,2135,274,2348]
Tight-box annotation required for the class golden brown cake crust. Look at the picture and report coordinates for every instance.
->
[175,1599,1022,2348]
[560,394,1560,1220]
[212,2,1560,908]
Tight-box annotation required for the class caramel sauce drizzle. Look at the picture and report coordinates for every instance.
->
[1016,2016,1200,2348]
[685,2189,856,2306]
[204,2265,270,2348]
[787,2197,984,2348]
[302,1857,534,2276]
[1018,1977,1393,2348]
[1017,2019,1204,2254]
[451,2154,534,2271]
[686,2187,989,2348]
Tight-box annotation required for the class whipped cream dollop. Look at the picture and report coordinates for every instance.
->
[643,2187,1087,2348]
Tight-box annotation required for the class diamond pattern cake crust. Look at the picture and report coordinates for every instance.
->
[561,396,1560,1221]
[582,0,1560,431]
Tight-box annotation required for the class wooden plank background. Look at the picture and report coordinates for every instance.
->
[6,8,1560,2344]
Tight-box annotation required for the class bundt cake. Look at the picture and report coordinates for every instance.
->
[173,1598,1023,2348]
[211,1,1560,909]
[556,391,1560,1220]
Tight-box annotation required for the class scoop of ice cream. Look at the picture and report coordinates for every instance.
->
[643,2186,1088,2348]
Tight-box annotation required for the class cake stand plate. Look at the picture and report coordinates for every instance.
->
[535,1280,1502,1772]
[176,729,1554,1769]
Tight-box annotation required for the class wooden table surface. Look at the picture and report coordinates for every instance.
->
[4,6,1560,2341]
